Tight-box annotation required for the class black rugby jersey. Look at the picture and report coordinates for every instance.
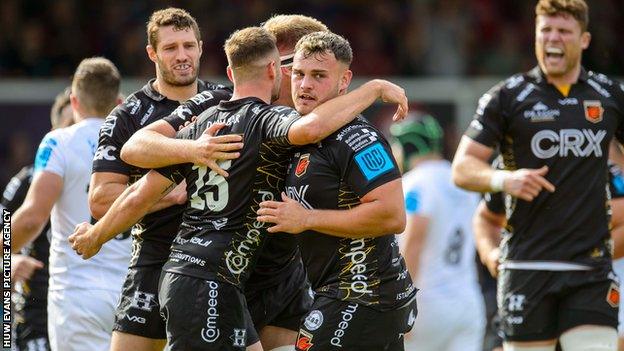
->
[92,79,231,267]
[1,165,49,335]
[285,117,415,311]
[163,95,303,290]
[466,67,624,267]
[157,97,299,288]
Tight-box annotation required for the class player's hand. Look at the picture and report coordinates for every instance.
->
[68,222,102,259]
[167,181,187,206]
[257,192,309,234]
[374,79,409,121]
[11,254,44,288]
[503,166,555,201]
[178,115,198,131]
[191,122,243,177]
[485,247,501,278]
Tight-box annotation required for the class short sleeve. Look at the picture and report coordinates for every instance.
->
[92,106,134,175]
[465,81,507,148]
[1,166,32,211]
[163,89,232,130]
[34,131,65,178]
[258,105,300,146]
[333,124,401,197]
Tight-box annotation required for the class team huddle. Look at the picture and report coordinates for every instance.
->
[5,0,624,350]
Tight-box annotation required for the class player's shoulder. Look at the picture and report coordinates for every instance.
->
[330,116,386,151]
[586,70,624,99]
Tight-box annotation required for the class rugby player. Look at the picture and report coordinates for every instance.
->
[118,14,333,351]
[452,0,624,349]
[11,57,131,351]
[606,160,624,350]
[389,115,484,351]
[69,26,407,350]
[86,8,237,351]
[256,32,416,351]
[2,88,73,351]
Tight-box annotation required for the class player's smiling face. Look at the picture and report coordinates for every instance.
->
[151,25,202,87]
[291,49,352,115]
[535,14,590,80]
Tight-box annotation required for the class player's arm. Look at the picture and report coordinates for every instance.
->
[258,179,405,237]
[11,171,62,252]
[287,79,408,145]
[70,170,175,259]
[473,200,506,277]
[399,213,429,283]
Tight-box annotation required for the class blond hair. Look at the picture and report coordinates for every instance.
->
[71,57,121,116]
[147,8,201,50]
[262,14,328,51]
[536,0,589,31]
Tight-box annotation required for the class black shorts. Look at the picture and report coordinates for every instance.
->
[159,272,259,350]
[295,296,417,351]
[246,261,313,332]
[14,324,49,351]
[113,266,166,339]
[498,267,619,342]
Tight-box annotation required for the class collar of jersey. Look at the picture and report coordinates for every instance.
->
[141,78,208,102]
[219,96,265,110]
[529,65,589,85]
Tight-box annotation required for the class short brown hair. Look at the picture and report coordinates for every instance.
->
[147,8,201,50]
[536,0,589,31]
[71,57,121,116]
[295,32,353,66]
[262,14,328,51]
[50,87,71,129]
[224,27,277,70]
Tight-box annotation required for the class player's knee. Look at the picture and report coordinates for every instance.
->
[503,341,556,351]
[559,325,618,351]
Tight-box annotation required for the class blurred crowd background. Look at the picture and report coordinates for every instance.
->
[0,0,622,187]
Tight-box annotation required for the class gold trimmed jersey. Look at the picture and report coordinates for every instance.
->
[91,79,231,267]
[467,67,624,267]
[285,117,416,311]
[156,97,299,288]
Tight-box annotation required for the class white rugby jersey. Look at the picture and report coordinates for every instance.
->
[400,159,480,297]
[34,118,131,291]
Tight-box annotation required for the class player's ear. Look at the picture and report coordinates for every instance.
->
[69,93,82,117]
[580,31,591,50]
[226,66,234,83]
[146,45,158,63]
[339,69,353,95]
[198,40,203,57]
[267,60,277,80]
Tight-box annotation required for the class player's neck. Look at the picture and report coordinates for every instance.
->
[231,82,272,104]
[152,78,198,102]
[545,64,582,87]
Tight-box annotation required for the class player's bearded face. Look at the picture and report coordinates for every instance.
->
[155,27,201,87]
[291,51,346,115]
[535,14,589,78]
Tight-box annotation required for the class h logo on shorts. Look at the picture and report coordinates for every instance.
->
[130,291,156,312]
[507,294,526,312]
[231,329,246,347]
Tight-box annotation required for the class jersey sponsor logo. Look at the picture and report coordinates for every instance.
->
[530,129,606,159]
[200,281,220,343]
[296,330,314,351]
[94,145,117,161]
[2,176,22,202]
[170,251,206,267]
[506,294,526,312]
[286,185,313,210]
[505,75,524,89]
[125,315,147,324]
[523,101,559,122]
[469,119,483,131]
[606,283,619,308]
[407,309,416,327]
[591,72,612,85]
[558,98,578,105]
[345,239,373,295]
[34,137,57,171]
[190,237,213,247]
[304,310,324,331]
[191,91,213,105]
[210,217,228,230]
[231,328,246,347]
[172,105,193,121]
[587,79,611,98]
[583,100,604,123]
[476,93,493,116]
[140,104,155,125]
[330,303,358,348]
[101,115,117,137]
[516,83,535,102]
[354,143,395,181]
[129,291,156,312]
[343,128,378,152]
[127,98,141,115]
[396,283,416,301]
[295,153,310,177]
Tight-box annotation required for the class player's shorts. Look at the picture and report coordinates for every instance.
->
[612,258,624,335]
[14,313,49,351]
[246,260,313,332]
[498,266,619,342]
[15,331,49,351]
[113,266,165,339]
[404,288,484,351]
[159,272,259,350]
[295,295,417,351]
[48,288,119,351]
